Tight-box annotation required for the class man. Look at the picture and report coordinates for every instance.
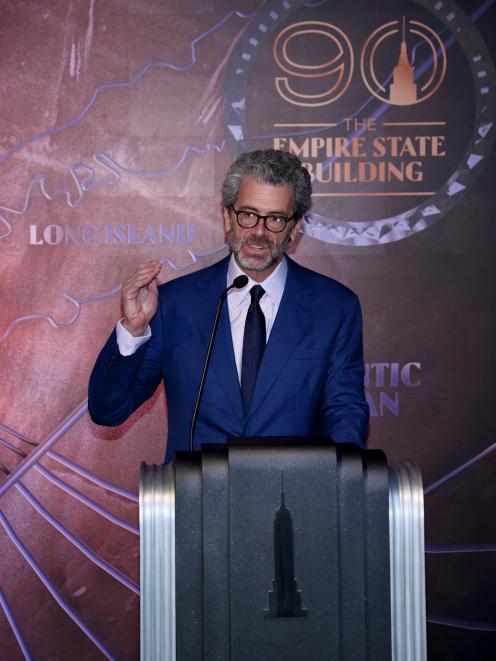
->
[88,149,369,462]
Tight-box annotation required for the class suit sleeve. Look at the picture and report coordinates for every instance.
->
[320,293,369,447]
[88,304,164,427]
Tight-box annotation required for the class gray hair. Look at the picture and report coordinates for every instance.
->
[222,149,312,219]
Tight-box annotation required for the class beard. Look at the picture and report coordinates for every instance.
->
[226,229,291,273]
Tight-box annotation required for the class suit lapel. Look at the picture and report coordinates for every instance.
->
[246,259,315,418]
[193,257,244,422]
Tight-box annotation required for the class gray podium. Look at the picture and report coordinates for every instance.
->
[140,439,426,661]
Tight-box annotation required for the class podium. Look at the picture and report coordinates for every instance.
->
[140,439,426,661]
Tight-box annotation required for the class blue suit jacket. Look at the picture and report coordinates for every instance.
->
[88,256,369,462]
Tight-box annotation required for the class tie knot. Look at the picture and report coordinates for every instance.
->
[250,285,265,306]
[250,285,265,308]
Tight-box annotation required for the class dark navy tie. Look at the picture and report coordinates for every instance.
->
[241,285,266,411]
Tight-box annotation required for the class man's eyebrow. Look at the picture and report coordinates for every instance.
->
[237,204,289,215]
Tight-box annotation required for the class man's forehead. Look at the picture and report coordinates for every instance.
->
[234,176,295,209]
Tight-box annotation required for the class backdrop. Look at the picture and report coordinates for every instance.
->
[0,0,495,659]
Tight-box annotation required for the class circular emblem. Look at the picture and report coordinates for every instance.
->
[223,0,496,246]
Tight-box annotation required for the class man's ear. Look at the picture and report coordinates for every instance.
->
[223,206,232,233]
[289,217,303,242]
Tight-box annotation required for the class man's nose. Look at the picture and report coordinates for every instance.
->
[253,218,268,235]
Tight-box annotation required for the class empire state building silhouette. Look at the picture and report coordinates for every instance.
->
[265,473,307,618]
[389,17,418,105]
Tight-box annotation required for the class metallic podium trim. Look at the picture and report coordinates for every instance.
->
[389,462,427,661]
[140,463,176,661]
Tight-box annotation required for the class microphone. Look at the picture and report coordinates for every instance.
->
[231,275,249,290]
[189,274,248,451]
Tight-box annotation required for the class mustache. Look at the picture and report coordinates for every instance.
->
[239,235,273,247]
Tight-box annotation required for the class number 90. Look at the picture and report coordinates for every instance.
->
[272,21,354,108]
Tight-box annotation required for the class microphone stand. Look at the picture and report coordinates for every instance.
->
[189,274,248,452]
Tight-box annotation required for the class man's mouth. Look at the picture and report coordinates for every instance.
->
[241,237,272,252]
[246,243,269,251]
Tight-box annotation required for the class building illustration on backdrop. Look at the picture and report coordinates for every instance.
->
[390,17,418,105]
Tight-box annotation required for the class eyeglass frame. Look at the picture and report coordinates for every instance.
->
[229,205,297,234]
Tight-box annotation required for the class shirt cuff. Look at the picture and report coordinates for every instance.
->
[116,319,152,356]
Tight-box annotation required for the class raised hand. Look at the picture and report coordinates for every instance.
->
[121,260,162,336]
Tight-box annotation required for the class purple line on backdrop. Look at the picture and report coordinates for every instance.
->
[0,423,37,446]
[426,543,496,553]
[0,296,80,343]
[16,480,139,593]
[34,463,139,535]
[47,450,139,501]
[472,0,496,20]
[427,614,496,632]
[0,586,32,661]
[0,402,89,499]
[0,436,26,458]
[424,441,496,495]
[0,509,117,660]
[0,421,139,501]
[100,141,226,178]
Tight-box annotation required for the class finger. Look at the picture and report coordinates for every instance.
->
[136,259,161,271]
[133,260,162,279]
[147,277,159,293]
[123,263,161,294]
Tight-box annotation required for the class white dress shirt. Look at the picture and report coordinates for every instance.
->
[226,256,287,381]
[116,255,288,383]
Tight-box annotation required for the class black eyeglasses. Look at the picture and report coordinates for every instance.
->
[230,205,296,233]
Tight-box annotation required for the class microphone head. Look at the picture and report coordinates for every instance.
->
[232,274,248,289]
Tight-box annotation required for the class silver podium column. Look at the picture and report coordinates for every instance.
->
[389,462,427,661]
[140,463,176,661]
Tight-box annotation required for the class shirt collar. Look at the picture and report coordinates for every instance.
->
[227,254,287,308]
